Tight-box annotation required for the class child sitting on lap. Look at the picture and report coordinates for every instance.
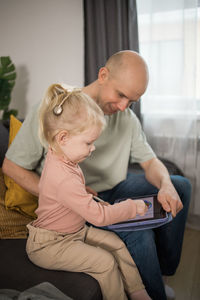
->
[26,84,151,300]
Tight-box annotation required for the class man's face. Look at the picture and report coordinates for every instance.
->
[96,68,146,115]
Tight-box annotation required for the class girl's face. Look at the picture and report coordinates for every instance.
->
[58,126,102,163]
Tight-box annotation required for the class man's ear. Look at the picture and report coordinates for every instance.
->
[98,67,109,84]
[55,130,69,146]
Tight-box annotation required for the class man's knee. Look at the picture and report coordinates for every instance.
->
[117,229,156,257]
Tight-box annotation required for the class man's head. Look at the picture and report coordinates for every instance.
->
[95,50,149,115]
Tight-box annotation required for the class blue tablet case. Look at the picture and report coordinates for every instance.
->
[107,196,173,232]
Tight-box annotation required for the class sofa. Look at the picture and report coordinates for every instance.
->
[0,119,102,300]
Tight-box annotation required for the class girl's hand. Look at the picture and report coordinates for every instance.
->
[134,200,148,216]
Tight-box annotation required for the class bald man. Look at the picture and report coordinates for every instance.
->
[3,51,191,300]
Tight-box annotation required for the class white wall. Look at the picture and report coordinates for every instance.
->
[0,0,84,118]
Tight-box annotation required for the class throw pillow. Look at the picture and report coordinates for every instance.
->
[0,168,33,238]
[4,115,38,219]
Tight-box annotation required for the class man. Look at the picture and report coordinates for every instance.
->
[3,51,191,299]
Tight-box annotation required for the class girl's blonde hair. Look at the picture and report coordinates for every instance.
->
[38,84,106,148]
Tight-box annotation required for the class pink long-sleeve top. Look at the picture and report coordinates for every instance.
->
[33,149,137,233]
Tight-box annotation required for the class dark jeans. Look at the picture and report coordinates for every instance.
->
[98,173,191,300]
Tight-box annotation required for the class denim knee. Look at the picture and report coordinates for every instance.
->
[116,229,156,259]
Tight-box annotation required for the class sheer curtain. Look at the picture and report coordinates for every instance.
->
[137,0,200,228]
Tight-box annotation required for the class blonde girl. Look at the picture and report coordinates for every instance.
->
[26,84,151,300]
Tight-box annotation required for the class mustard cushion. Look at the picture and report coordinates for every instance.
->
[0,168,33,238]
[4,115,38,219]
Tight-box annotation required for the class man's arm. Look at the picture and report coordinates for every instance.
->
[140,157,183,217]
[2,157,97,198]
[2,157,40,197]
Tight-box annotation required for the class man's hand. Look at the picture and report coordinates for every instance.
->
[2,157,40,197]
[141,157,183,218]
[157,182,183,217]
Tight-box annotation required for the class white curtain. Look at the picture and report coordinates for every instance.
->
[137,0,200,228]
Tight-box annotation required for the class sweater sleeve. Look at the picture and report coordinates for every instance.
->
[57,172,137,227]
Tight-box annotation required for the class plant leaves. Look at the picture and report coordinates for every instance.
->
[4,63,15,73]
[1,56,11,67]
[4,73,17,81]
[0,56,18,119]
[0,79,11,109]
[2,109,18,120]
[0,56,16,81]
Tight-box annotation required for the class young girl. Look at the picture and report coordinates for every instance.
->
[26,84,151,300]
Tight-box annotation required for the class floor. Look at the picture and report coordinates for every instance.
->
[167,227,200,300]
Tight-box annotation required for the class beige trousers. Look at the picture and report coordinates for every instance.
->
[26,224,144,300]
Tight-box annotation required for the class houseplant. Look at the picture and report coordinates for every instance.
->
[0,56,17,120]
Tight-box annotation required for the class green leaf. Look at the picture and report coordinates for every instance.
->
[2,109,18,120]
[0,79,11,109]
[0,56,16,81]
[1,56,11,68]
[5,64,15,73]
[4,73,17,81]
[0,56,17,120]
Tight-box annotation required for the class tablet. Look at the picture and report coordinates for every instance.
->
[116,194,167,223]
[107,194,172,231]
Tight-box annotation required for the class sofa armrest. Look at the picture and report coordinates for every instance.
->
[128,157,184,176]
[0,121,9,167]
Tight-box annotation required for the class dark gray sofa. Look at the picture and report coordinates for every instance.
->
[0,120,102,300]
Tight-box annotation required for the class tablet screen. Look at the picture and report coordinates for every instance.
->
[132,196,154,221]
[116,194,167,224]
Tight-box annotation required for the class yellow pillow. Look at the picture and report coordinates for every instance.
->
[0,168,33,239]
[4,115,38,219]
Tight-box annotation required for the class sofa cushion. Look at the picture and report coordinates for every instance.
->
[0,239,102,300]
[4,115,38,219]
[0,168,33,238]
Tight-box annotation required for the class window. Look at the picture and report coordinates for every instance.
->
[137,0,200,115]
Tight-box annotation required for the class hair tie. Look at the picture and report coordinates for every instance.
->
[53,95,68,115]
[53,87,81,116]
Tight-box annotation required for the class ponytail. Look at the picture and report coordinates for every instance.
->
[38,84,106,149]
